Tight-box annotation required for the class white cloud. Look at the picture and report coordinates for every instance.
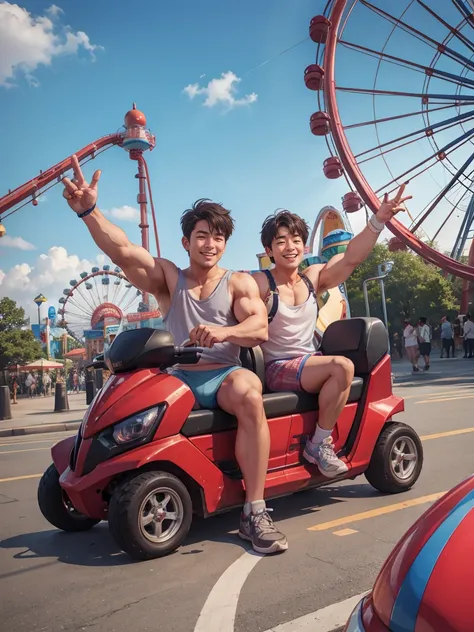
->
[0,246,110,322]
[0,235,36,250]
[0,2,102,87]
[183,71,258,109]
[45,4,64,18]
[103,205,140,222]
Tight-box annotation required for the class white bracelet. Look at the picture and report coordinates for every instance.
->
[368,214,385,234]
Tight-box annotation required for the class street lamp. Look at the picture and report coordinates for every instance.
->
[362,261,394,331]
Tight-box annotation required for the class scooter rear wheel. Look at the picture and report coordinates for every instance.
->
[108,470,193,561]
[365,422,423,494]
[38,464,100,531]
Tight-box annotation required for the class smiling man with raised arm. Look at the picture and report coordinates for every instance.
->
[61,155,288,555]
[253,185,411,477]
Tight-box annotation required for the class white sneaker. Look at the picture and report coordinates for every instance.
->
[303,437,349,478]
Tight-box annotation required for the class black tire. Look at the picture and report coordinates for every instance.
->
[37,464,100,532]
[108,471,193,561]
[365,422,423,494]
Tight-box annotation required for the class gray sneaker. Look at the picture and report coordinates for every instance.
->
[239,508,288,554]
[303,436,349,478]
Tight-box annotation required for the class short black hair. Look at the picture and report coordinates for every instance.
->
[419,316,427,324]
[180,199,235,241]
[260,210,310,250]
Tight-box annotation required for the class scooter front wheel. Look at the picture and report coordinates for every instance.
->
[38,464,101,531]
[108,471,193,561]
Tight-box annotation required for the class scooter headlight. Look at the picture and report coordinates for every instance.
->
[112,407,160,444]
[80,404,167,476]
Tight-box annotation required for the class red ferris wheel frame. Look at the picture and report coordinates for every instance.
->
[322,0,474,289]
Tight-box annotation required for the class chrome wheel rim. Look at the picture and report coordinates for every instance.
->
[390,436,418,481]
[138,487,183,544]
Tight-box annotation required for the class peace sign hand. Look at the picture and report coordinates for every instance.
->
[62,155,101,215]
[376,184,412,224]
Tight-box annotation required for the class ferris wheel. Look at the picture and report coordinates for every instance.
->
[56,266,149,341]
[306,0,474,311]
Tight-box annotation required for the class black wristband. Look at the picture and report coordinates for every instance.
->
[78,204,96,219]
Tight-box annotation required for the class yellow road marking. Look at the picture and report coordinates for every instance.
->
[415,395,474,404]
[333,528,358,536]
[0,447,50,455]
[308,492,446,532]
[0,474,42,483]
[420,427,474,441]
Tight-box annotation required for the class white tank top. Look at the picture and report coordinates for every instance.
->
[260,271,318,364]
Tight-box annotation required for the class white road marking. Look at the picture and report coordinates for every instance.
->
[193,548,263,632]
[262,591,369,632]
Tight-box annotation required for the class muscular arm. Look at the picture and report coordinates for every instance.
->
[316,223,379,292]
[228,273,268,347]
[82,208,166,294]
[314,186,411,292]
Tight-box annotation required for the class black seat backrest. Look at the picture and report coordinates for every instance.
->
[240,346,265,390]
[320,317,388,375]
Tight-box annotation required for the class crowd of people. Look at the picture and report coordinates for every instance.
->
[8,367,87,402]
[397,313,474,373]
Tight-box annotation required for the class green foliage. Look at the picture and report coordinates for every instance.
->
[67,337,83,351]
[0,297,43,369]
[346,243,459,332]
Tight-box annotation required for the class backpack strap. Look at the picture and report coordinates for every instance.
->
[298,272,316,298]
[262,269,279,324]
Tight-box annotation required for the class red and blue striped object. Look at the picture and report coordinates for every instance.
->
[371,474,474,631]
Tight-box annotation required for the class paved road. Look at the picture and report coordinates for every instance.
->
[1,358,473,632]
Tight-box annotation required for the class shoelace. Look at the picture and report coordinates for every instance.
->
[319,438,339,461]
[252,509,276,533]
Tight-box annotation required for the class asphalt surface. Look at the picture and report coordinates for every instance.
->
[1,357,473,632]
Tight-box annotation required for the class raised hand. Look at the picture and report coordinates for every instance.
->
[376,184,412,224]
[62,155,101,215]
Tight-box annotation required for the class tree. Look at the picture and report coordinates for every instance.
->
[346,243,459,333]
[0,297,43,369]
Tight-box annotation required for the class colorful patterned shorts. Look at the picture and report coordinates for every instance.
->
[265,352,323,392]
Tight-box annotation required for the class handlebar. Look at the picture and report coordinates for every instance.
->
[172,345,204,365]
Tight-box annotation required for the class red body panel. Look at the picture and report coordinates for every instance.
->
[190,415,292,470]
[348,356,403,472]
[60,435,229,518]
[361,596,390,631]
[371,475,474,628]
[52,435,75,474]
[82,370,194,439]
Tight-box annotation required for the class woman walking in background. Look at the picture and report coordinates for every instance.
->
[403,319,420,372]
[464,314,474,358]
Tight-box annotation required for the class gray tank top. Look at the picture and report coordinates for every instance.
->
[163,269,241,367]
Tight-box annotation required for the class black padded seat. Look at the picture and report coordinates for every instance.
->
[181,377,363,437]
[181,317,387,438]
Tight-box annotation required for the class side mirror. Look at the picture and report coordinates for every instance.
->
[85,354,107,370]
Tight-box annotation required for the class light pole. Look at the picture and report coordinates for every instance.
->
[362,261,394,331]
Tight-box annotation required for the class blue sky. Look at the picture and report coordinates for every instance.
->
[1,0,473,321]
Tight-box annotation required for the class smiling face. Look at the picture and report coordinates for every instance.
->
[182,219,227,269]
[267,226,305,271]
[260,210,310,272]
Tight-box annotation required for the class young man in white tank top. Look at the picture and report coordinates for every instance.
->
[253,185,411,477]
[61,155,288,555]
